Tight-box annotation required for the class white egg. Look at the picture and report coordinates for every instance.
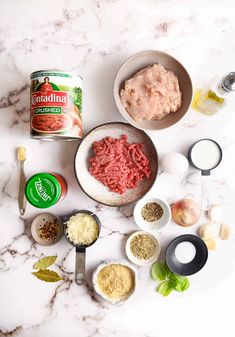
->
[160,152,189,175]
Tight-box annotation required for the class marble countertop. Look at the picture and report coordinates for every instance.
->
[1,0,235,336]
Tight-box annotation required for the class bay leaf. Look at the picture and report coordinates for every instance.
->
[32,269,63,282]
[33,256,57,270]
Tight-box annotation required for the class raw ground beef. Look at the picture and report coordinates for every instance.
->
[89,135,151,194]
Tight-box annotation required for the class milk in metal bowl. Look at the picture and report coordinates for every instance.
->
[191,139,222,170]
[30,70,82,140]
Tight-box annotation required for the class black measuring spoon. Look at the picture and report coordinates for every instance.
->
[62,210,101,286]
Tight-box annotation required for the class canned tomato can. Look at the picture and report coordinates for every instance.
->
[25,172,68,208]
[30,70,82,140]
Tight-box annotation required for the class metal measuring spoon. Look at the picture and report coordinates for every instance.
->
[188,138,222,210]
[62,210,101,286]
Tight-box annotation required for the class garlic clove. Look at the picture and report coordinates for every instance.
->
[204,238,219,251]
[207,204,222,223]
[219,223,231,240]
[199,224,216,240]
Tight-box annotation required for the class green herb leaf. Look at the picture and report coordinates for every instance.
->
[157,280,174,297]
[174,276,190,292]
[33,256,57,270]
[32,269,63,282]
[151,262,167,281]
[168,270,181,283]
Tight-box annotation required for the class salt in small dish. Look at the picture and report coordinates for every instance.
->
[125,231,161,266]
[133,197,171,233]
[31,213,63,246]
[166,234,208,276]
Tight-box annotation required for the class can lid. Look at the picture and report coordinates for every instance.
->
[25,173,61,208]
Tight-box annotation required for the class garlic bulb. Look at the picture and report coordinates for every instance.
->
[219,223,231,240]
[204,238,219,251]
[199,224,216,240]
[208,204,222,223]
[198,223,219,250]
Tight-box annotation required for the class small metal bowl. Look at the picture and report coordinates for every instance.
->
[31,213,63,246]
[92,260,137,305]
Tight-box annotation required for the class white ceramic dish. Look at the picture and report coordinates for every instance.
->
[125,231,161,266]
[133,197,171,233]
[114,50,193,131]
[31,213,63,246]
[92,260,137,305]
[74,122,158,206]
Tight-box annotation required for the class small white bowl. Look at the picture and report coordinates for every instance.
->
[133,197,171,233]
[92,260,137,305]
[125,231,161,266]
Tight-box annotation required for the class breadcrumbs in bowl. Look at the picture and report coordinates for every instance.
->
[92,261,137,305]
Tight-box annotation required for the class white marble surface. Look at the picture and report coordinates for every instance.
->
[1,0,235,336]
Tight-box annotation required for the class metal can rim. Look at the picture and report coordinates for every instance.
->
[30,69,83,81]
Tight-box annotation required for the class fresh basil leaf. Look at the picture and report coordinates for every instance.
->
[164,262,172,277]
[174,276,190,292]
[168,270,181,283]
[151,262,167,281]
[157,280,174,297]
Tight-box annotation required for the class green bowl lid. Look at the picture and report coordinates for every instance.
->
[25,173,61,208]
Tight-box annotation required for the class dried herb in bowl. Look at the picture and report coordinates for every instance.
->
[130,233,158,260]
[141,202,163,222]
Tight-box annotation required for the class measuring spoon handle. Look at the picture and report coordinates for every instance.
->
[201,170,211,211]
[75,247,86,285]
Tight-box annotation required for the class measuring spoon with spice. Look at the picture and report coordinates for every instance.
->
[63,210,101,286]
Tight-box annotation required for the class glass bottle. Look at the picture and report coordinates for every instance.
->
[192,72,235,115]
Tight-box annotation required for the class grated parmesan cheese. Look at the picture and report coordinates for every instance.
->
[66,213,99,245]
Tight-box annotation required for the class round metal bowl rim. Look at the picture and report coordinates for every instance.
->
[63,209,101,248]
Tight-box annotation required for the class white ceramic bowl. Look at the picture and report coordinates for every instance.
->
[133,197,171,233]
[125,231,161,266]
[92,260,137,305]
[114,50,193,131]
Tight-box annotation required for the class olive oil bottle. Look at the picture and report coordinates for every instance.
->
[192,72,235,115]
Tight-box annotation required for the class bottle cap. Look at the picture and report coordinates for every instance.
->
[220,72,235,92]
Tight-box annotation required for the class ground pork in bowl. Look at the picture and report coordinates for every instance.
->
[114,50,192,131]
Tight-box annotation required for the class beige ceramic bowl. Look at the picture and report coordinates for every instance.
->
[114,50,193,131]
[74,122,158,206]
[92,260,137,305]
